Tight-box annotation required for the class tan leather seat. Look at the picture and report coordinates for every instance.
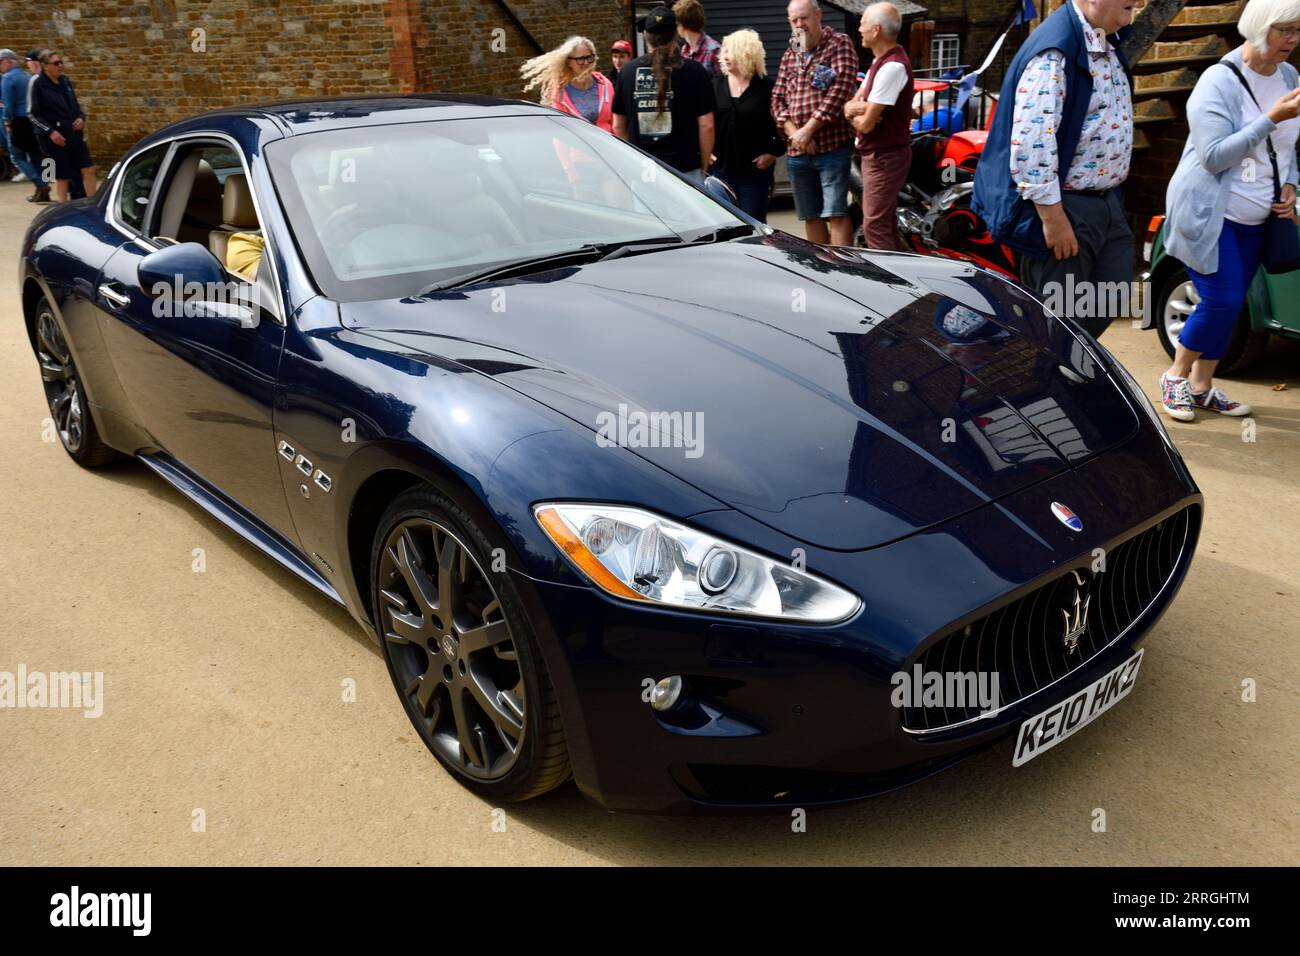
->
[179,162,223,245]
[209,173,260,266]
[155,156,223,244]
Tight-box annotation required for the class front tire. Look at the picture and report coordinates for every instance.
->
[370,484,570,802]
[1155,266,1269,375]
[32,298,117,468]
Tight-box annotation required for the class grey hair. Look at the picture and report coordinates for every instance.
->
[788,0,821,12]
[865,2,902,39]
[1238,0,1300,50]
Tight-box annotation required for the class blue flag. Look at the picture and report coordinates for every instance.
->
[953,72,979,112]
[1016,0,1037,23]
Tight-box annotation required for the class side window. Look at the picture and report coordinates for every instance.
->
[152,142,267,281]
[117,143,170,234]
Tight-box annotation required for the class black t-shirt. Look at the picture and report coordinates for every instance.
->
[613,54,716,172]
[711,74,785,176]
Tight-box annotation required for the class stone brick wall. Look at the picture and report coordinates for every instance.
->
[0,0,632,164]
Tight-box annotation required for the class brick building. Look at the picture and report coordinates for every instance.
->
[0,0,633,165]
[912,0,1020,78]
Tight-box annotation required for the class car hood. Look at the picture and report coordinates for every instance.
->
[342,234,1138,550]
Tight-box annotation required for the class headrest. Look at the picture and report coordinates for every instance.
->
[222,173,259,228]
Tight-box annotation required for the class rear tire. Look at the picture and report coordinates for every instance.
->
[32,298,118,468]
[1155,266,1269,376]
[370,483,570,802]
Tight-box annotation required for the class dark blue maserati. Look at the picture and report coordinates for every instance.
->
[20,95,1201,811]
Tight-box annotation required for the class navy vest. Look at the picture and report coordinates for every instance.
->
[972,3,1132,260]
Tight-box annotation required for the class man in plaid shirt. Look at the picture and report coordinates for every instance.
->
[771,0,860,245]
[674,1,721,77]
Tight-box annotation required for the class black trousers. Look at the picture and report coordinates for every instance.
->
[1019,189,1134,340]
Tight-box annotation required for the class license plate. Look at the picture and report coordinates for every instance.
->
[1011,649,1144,767]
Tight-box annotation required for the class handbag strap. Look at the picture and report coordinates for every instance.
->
[1219,60,1284,202]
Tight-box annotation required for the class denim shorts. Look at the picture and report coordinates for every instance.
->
[786,144,852,220]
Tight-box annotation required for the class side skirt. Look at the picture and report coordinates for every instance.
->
[137,452,344,606]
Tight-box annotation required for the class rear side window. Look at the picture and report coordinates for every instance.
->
[116,143,169,234]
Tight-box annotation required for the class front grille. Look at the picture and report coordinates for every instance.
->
[901,506,1195,733]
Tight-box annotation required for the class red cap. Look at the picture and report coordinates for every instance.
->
[611,40,633,54]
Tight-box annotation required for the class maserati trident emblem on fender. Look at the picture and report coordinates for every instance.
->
[1062,569,1090,655]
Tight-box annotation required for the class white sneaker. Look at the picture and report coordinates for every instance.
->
[11,172,27,183]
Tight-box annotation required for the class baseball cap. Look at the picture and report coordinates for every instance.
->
[0,49,18,61]
[611,40,633,54]
[26,49,42,61]
[637,5,676,35]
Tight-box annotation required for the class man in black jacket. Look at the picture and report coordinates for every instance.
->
[28,51,97,202]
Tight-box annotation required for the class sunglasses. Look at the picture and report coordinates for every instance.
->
[46,60,64,66]
[568,55,596,64]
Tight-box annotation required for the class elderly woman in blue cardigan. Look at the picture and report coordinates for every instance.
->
[1161,0,1300,421]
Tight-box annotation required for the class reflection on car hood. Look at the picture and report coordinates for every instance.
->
[342,233,1138,550]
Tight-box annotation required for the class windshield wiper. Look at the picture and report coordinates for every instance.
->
[416,245,608,295]
[417,224,759,293]
[597,224,757,262]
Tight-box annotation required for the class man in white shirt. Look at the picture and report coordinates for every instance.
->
[844,3,914,249]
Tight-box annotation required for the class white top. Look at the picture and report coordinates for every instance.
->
[861,61,909,106]
[1226,63,1300,225]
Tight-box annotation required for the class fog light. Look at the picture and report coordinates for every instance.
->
[650,675,683,712]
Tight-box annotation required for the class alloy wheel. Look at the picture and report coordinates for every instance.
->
[36,309,84,453]
[378,517,525,781]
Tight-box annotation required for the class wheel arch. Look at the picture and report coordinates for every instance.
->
[339,446,490,637]
[21,274,56,352]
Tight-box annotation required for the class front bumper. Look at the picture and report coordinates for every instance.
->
[516,425,1201,813]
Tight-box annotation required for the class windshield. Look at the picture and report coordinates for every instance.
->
[265,114,745,302]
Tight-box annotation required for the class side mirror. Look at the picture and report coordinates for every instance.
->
[138,242,258,328]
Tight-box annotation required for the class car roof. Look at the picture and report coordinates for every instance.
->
[148,94,559,142]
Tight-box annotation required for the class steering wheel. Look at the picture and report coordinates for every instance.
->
[317,202,393,260]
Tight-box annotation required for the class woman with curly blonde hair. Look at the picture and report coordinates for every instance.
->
[520,35,615,133]
[711,29,783,220]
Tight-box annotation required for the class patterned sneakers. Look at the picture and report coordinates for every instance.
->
[1190,386,1251,417]
[1159,373,1195,422]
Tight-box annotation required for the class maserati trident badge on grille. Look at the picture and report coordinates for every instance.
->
[1051,501,1083,531]
[1062,569,1090,655]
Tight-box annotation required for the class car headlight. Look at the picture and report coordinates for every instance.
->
[534,503,861,624]
[1097,343,1176,451]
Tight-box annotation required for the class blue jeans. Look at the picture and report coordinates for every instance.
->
[786,144,852,221]
[710,163,774,222]
[1183,219,1266,360]
[1,122,42,184]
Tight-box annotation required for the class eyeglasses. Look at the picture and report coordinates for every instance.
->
[568,55,596,64]
[1272,25,1300,38]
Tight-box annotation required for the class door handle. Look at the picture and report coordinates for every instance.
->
[98,284,130,309]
